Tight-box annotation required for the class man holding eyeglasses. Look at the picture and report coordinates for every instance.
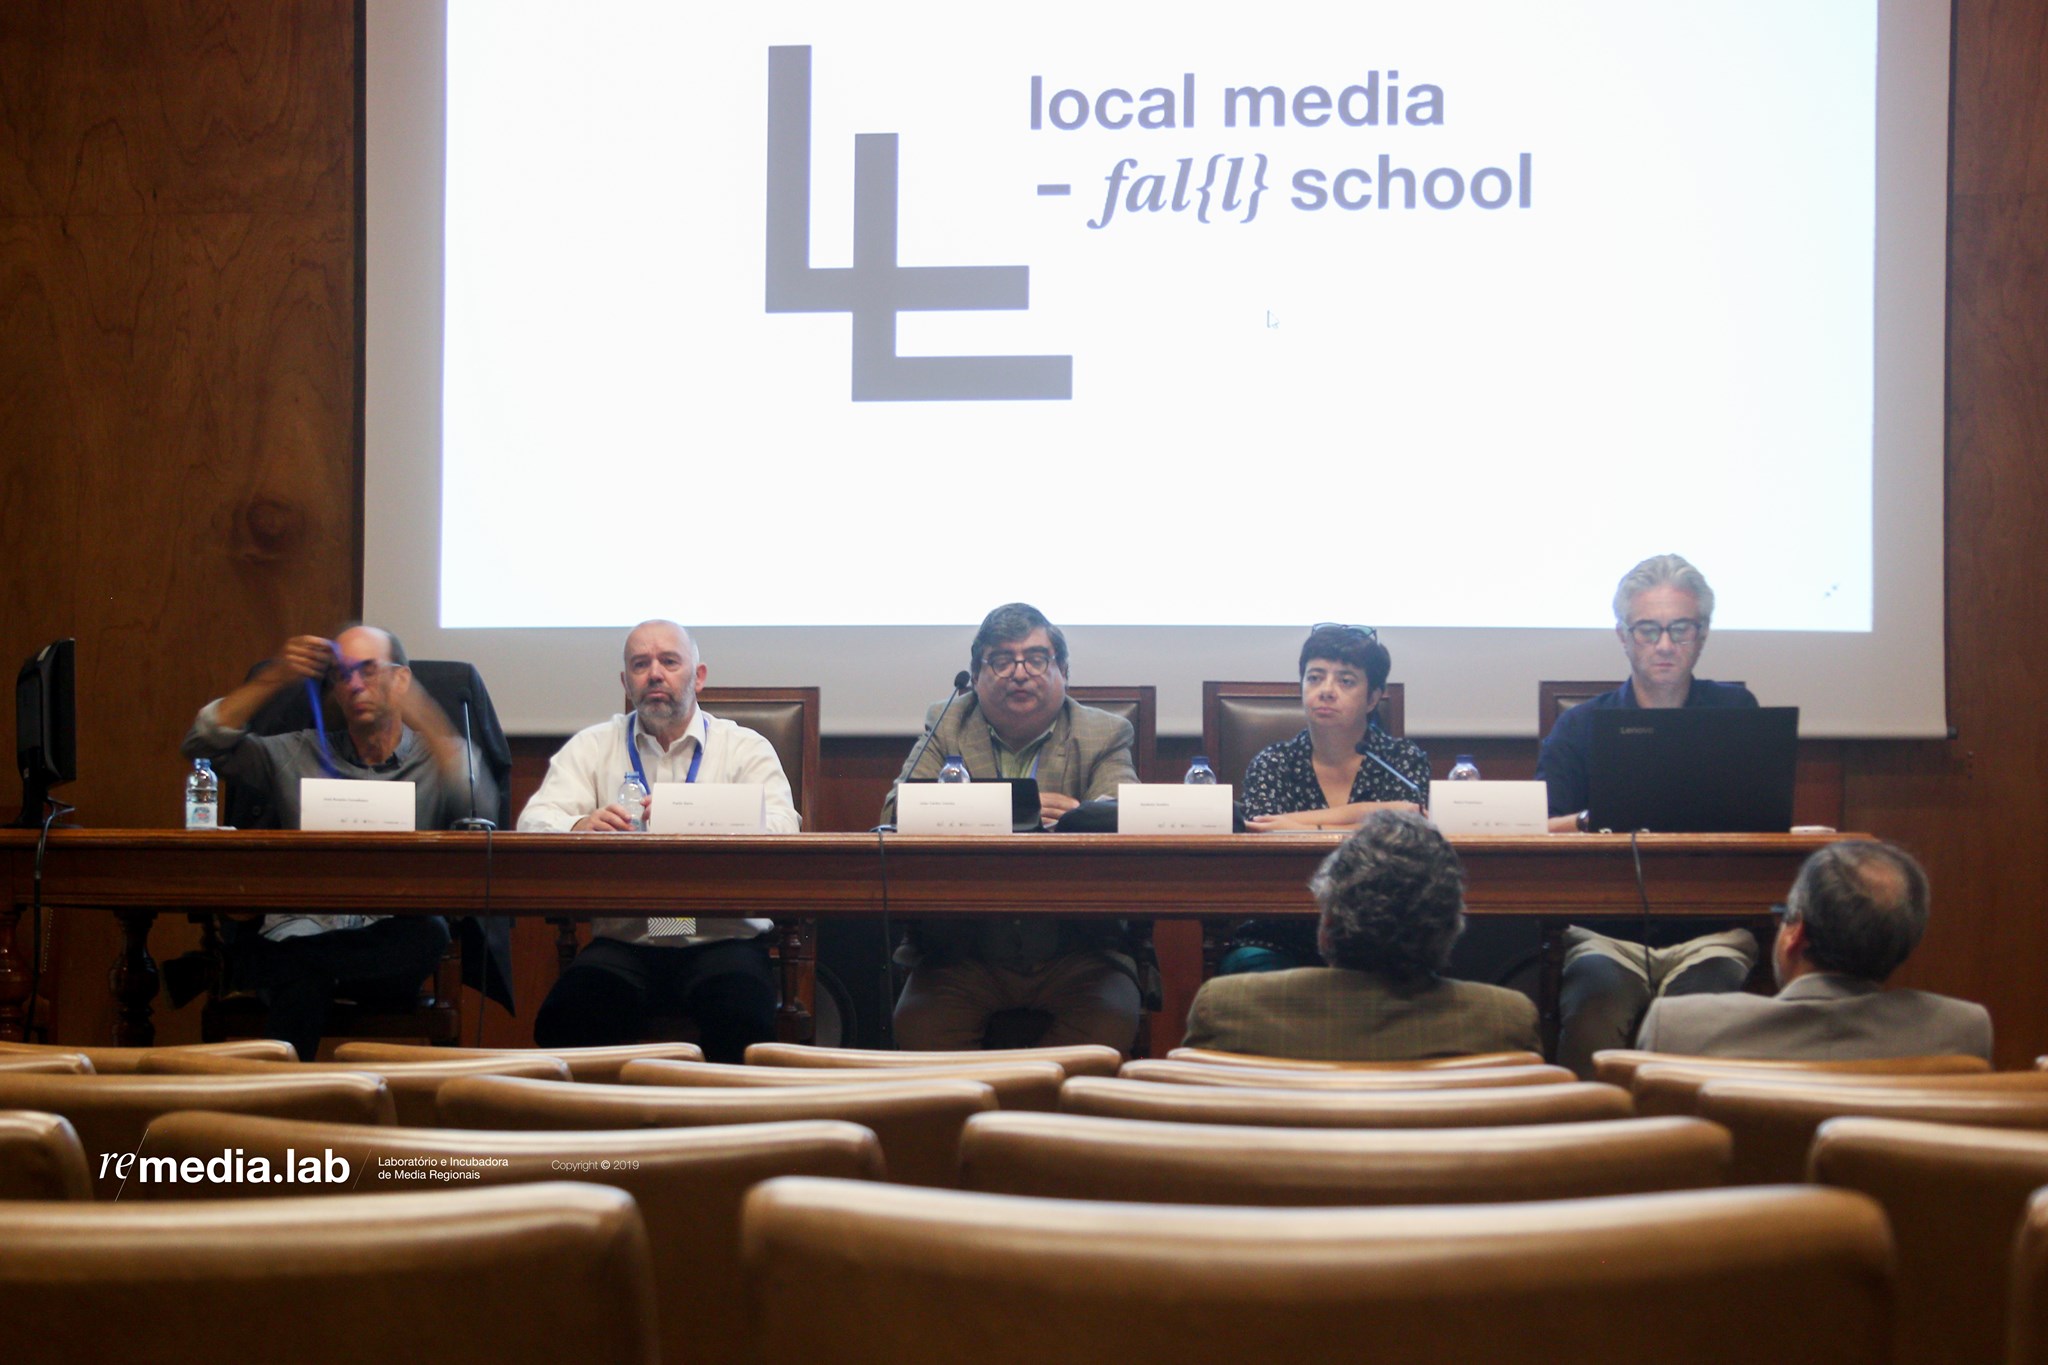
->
[1536,554,1762,1075]
[881,602,1143,1051]
[180,625,485,1059]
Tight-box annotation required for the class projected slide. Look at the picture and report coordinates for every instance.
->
[440,1,1877,632]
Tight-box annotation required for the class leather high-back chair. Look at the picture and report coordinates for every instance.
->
[620,1058,1067,1112]
[0,1183,660,1365]
[1811,1117,2048,1365]
[741,1178,1893,1365]
[136,1111,883,1365]
[1202,681,1406,789]
[959,1112,1730,1205]
[136,1050,571,1127]
[1067,685,1159,782]
[748,1042,1122,1079]
[1058,1076,1634,1128]
[196,656,517,1046]
[1117,1060,1574,1091]
[438,1073,995,1189]
[1694,1079,2048,1185]
[335,1040,706,1083]
[0,1111,92,1200]
[0,1071,396,1198]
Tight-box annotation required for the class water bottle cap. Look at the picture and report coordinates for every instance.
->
[1455,755,1475,763]
[944,754,963,763]
[1191,755,1210,765]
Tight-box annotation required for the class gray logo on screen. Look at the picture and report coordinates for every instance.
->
[764,45,1073,402]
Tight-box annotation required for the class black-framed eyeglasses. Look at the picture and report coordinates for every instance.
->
[1769,903,1792,922]
[983,648,1055,677]
[1311,622,1379,643]
[1626,618,1703,646]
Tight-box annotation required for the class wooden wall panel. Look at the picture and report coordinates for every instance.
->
[0,1,358,1046]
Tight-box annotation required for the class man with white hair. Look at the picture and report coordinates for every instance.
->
[520,620,799,1061]
[1537,554,1763,1075]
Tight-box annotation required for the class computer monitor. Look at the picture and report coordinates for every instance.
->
[15,638,76,826]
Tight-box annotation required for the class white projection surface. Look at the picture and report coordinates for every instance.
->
[365,0,1950,737]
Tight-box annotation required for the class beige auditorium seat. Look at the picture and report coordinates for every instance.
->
[0,1053,93,1075]
[1697,1081,2048,1184]
[1593,1048,1991,1090]
[0,1111,92,1200]
[0,1039,297,1071]
[136,1050,569,1127]
[137,1111,883,1365]
[1118,1059,1572,1090]
[1811,1117,2048,1365]
[1058,1077,1634,1128]
[960,1112,1729,1205]
[619,1058,1066,1112]
[1166,1047,1544,1071]
[2013,1188,2048,1365]
[742,1178,1892,1365]
[746,1042,1123,1078]
[0,1183,657,1365]
[335,1040,705,1083]
[439,1074,994,1188]
[1635,1065,2048,1121]
[0,1072,393,1199]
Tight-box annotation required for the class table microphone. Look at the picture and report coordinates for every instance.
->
[452,692,497,831]
[1354,738,1424,799]
[900,670,973,790]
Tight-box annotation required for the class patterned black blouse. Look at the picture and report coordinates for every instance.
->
[1240,726,1432,819]
[1229,725,1432,964]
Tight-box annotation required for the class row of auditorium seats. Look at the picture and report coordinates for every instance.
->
[6,1041,2048,1365]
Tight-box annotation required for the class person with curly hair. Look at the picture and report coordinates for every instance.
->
[1182,810,1540,1060]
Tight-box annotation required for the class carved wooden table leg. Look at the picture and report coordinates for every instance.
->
[773,917,816,1044]
[111,909,160,1046]
[0,900,28,1041]
[1538,917,1566,1063]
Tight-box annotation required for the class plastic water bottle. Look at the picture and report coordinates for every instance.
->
[617,772,650,831]
[184,759,220,829]
[1448,754,1482,782]
[1184,755,1218,785]
[937,755,971,784]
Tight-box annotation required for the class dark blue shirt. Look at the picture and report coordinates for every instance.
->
[1535,679,1759,817]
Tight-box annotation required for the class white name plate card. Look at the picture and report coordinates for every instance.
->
[1116,784,1234,835]
[896,783,1015,835]
[299,779,416,831]
[649,782,767,834]
[1428,780,1550,836]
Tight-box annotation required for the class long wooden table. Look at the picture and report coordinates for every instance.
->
[0,829,1840,1047]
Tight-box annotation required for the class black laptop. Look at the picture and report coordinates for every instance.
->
[1586,707,1799,833]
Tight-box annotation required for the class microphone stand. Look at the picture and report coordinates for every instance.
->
[451,694,497,832]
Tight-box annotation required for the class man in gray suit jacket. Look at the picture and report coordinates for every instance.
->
[883,603,1142,1051]
[1636,839,1991,1060]
[1183,811,1541,1061]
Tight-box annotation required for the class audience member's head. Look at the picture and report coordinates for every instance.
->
[1778,839,1932,985]
[1311,810,1467,991]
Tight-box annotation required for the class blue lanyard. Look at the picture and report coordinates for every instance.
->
[305,679,343,778]
[627,712,706,789]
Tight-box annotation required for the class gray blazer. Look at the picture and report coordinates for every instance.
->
[1183,967,1542,1062]
[1635,971,1993,1061]
[879,695,1137,825]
